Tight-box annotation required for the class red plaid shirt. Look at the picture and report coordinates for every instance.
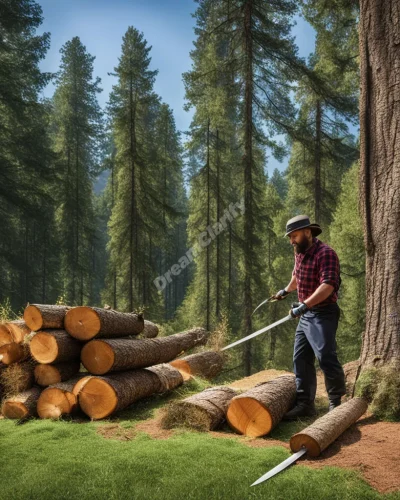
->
[292,238,340,305]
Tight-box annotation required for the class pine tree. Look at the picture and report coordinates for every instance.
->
[51,37,103,305]
[0,0,58,310]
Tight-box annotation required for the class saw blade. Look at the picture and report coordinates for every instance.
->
[221,314,292,351]
[251,447,307,486]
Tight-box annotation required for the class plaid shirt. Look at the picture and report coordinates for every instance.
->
[292,237,340,305]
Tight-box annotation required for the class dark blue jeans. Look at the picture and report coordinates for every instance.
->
[293,302,346,403]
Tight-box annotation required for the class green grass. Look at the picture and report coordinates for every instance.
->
[1,387,399,500]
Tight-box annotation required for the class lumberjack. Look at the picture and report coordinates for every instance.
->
[272,215,346,419]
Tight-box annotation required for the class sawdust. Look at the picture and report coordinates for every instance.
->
[228,369,292,391]
[96,424,136,441]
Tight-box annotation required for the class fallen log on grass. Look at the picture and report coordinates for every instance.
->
[29,330,82,364]
[0,321,30,346]
[169,351,224,381]
[64,307,144,340]
[0,361,35,394]
[226,375,296,437]
[290,397,368,457]
[37,374,88,419]
[79,364,184,420]
[0,342,30,365]
[81,327,209,375]
[1,387,41,419]
[162,386,238,431]
[24,304,70,331]
[34,360,81,386]
[141,320,159,338]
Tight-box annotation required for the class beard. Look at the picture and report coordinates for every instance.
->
[293,234,310,254]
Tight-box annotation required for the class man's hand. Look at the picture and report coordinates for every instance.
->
[290,302,308,318]
[272,288,289,301]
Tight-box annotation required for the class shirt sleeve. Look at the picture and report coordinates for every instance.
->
[317,248,340,291]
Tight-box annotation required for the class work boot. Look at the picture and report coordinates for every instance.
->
[328,397,341,412]
[282,401,317,421]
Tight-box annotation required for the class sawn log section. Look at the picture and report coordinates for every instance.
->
[169,351,224,381]
[79,364,184,419]
[24,304,70,331]
[29,330,82,364]
[162,386,237,431]
[227,375,296,437]
[1,387,41,419]
[81,327,209,374]
[64,307,144,340]
[290,397,368,456]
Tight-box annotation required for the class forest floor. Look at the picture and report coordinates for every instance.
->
[1,364,399,500]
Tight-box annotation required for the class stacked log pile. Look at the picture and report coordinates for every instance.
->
[0,303,222,420]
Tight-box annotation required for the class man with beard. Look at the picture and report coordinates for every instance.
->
[272,215,346,419]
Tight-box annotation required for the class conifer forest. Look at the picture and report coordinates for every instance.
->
[0,0,384,377]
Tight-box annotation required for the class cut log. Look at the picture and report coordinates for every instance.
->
[170,351,224,381]
[37,374,88,419]
[24,304,70,331]
[34,360,81,386]
[0,361,35,395]
[0,342,30,365]
[64,307,144,340]
[226,375,296,437]
[1,387,41,419]
[80,327,209,374]
[162,386,238,431]
[79,364,184,419]
[0,320,30,346]
[141,320,159,338]
[29,330,82,364]
[290,397,368,457]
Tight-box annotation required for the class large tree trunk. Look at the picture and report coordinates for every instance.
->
[162,386,237,431]
[359,0,400,367]
[290,397,368,457]
[80,327,209,374]
[29,330,82,364]
[226,375,296,437]
[24,304,70,331]
[1,387,41,419]
[64,307,144,340]
[169,351,224,381]
[243,0,254,376]
[78,364,184,419]
[37,374,87,419]
[34,360,81,386]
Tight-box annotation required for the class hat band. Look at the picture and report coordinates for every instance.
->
[286,219,311,234]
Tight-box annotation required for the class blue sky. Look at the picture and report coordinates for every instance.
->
[36,0,316,175]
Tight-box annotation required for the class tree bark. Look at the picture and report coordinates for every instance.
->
[162,386,237,431]
[227,375,296,437]
[243,0,254,376]
[34,360,81,386]
[359,0,400,367]
[169,351,224,381]
[29,330,82,364]
[78,364,183,419]
[64,306,144,340]
[290,397,368,457]
[141,320,159,338]
[1,386,41,419]
[81,327,209,374]
[24,304,70,331]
